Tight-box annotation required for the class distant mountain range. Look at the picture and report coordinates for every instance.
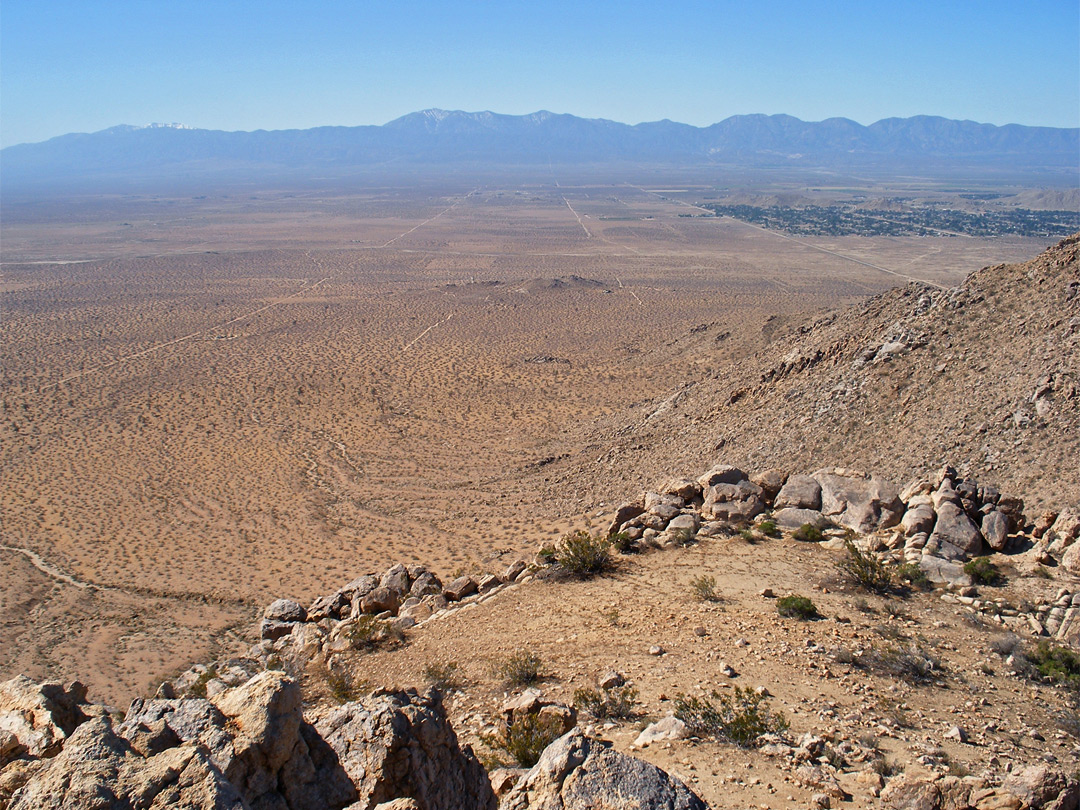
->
[3,110,1077,189]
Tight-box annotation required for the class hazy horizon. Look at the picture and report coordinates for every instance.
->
[3,0,1078,148]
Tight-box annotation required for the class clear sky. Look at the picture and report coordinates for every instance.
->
[2,0,1078,147]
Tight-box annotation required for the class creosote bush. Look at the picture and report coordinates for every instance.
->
[895,561,932,591]
[963,557,1003,586]
[793,523,823,542]
[673,685,788,747]
[481,712,565,768]
[690,574,722,603]
[495,650,543,687]
[573,684,640,720]
[862,641,943,684]
[758,519,779,537]
[555,530,613,578]
[1026,641,1080,688]
[837,539,892,593]
[776,594,820,620]
[342,615,404,650]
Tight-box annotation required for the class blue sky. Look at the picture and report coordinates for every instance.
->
[3,0,1078,146]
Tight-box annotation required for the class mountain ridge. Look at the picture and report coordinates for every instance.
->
[3,110,1077,189]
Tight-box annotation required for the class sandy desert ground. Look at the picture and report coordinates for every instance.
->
[0,173,1051,703]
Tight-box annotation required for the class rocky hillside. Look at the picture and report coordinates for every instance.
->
[544,234,1080,517]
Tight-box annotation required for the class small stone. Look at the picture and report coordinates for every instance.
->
[945,725,968,743]
[648,645,665,656]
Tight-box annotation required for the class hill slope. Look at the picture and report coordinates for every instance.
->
[545,235,1080,514]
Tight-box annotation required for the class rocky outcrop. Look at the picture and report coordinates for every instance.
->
[3,674,495,810]
[316,688,496,810]
[811,468,904,534]
[499,729,707,810]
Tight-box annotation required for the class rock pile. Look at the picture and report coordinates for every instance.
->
[0,672,497,810]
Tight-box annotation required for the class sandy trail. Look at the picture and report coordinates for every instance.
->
[0,543,95,590]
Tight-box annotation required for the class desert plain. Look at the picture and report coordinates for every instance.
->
[0,169,1056,705]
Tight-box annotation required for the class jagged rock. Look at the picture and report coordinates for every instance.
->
[8,716,247,810]
[927,502,983,559]
[126,671,356,810]
[400,602,434,623]
[500,729,706,810]
[0,676,89,758]
[697,465,748,489]
[373,800,423,810]
[444,575,478,601]
[981,510,1010,551]
[773,508,834,531]
[633,715,689,746]
[316,688,496,810]
[478,573,501,593]
[501,691,576,736]
[775,474,822,511]
[811,468,904,533]
[751,468,788,503]
[597,671,624,690]
[665,513,700,534]
[490,768,528,798]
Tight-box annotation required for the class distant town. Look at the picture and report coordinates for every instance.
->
[693,203,1080,238]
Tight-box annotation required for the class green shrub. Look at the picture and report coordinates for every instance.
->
[758,519,779,537]
[863,641,943,684]
[690,574,722,602]
[673,685,788,747]
[739,528,758,543]
[481,712,566,767]
[555,530,613,578]
[793,523,823,542]
[342,615,404,650]
[423,661,463,690]
[776,594,820,620]
[837,539,892,593]
[495,650,543,686]
[1028,641,1080,688]
[963,557,1003,586]
[610,531,636,554]
[895,562,932,591]
[573,684,640,719]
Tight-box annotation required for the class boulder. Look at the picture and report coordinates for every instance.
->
[633,715,689,746]
[261,598,308,640]
[608,502,645,535]
[360,586,401,616]
[1000,765,1074,809]
[981,510,1010,552]
[774,475,822,511]
[919,556,972,587]
[927,502,983,559]
[773,508,834,531]
[410,571,443,598]
[308,590,351,621]
[504,560,528,582]
[1048,509,1080,554]
[880,771,941,810]
[316,688,496,810]
[702,480,765,522]
[812,468,903,533]
[444,576,478,601]
[0,676,89,758]
[659,478,703,501]
[751,468,788,503]
[381,564,412,599]
[500,729,706,810]
[697,465,748,489]
[1062,543,1080,577]
[666,513,700,534]
[901,504,937,537]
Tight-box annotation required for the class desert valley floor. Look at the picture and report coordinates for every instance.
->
[0,173,1056,703]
